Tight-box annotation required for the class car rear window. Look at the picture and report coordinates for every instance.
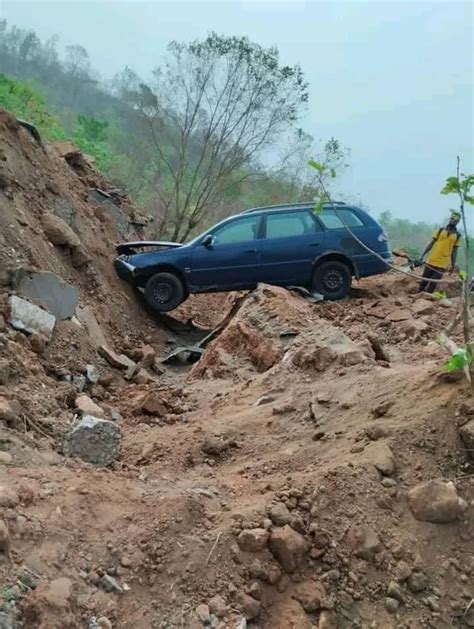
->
[319,208,364,229]
[265,210,319,239]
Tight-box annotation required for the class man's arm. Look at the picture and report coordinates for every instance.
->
[421,239,435,260]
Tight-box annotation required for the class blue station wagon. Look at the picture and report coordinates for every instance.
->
[114,202,392,312]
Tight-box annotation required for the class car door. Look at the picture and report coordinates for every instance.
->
[189,214,262,291]
[258,209,325,285]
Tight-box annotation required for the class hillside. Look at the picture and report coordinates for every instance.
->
[0,107,472,629]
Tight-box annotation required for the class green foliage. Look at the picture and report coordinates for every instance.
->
[0,73,65,139]
[442,346,472,373]
[432,290,447,300]
[72,114,115,173]
[441,174,474,205]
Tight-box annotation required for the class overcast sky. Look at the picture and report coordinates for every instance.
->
[2,0,473,224]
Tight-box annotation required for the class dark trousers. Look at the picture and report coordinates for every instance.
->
[419,265,444,293]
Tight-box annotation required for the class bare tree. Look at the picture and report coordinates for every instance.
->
[116,33,308,241]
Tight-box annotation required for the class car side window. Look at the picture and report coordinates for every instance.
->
[265,211,320,239]
[213,215,260,245]
[319,208,364,229]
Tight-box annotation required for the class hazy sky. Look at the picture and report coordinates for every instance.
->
[2,0,473,223]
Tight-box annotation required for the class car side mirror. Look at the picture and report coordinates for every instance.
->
[202,234,215,248]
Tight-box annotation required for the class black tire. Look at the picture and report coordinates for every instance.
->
[144,272,185,312]
[312,260,352,300]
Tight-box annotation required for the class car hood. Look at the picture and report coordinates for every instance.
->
[115,240,182,256]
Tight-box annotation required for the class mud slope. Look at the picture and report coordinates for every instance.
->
[0,107,472,629]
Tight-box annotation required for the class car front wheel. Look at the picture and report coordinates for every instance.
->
[144,272,185,312]
[312,260,352,300]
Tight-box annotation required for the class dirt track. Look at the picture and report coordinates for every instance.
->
[0,108,473,628]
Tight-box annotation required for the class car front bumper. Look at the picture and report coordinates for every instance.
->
[114,256,137,283]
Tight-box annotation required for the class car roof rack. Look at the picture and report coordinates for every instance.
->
[241,201,347,214]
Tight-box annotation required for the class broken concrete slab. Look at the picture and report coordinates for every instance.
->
[12,269,79,320]
[9,295,56,340]
[63,415,121,466]
[98,345,136,370]
[76,306,108,348]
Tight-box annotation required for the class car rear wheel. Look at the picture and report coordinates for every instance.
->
[312,260,352,301]
[144,272,185,312]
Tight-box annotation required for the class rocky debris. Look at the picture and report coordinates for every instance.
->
[385,308,411,322]
[407,479,466,523]
[347,525,382,560]
[292,330,368,372]
[99,574,123,594]
[0,396,22,429]
[237,528,269,552]
[293,580,327,613]
[238,592,261,620]
[86,364,100,384]
[371,399,394,418]
[42,211,80,248]
[0,484,19,508]
[371,443,396,476]
[399,318,429,337]
[195,604,211,624]
[368,333,390,362]
[201,434,229,457]
[12,268,79,320]
[407,571,428,593]
[0,519,11,554]
[269,502,292,526]
[9,295,56,340]
[208,594,227,617]
[387,580,405,602]
[76,306,108,348]
[394,560,412,582]
[98,345,135,370]
[385,596,399,614]
[139,392,168,417]
[459,420,474,459]
[269,525,308,572]
[63,415,121,466]
[412,299,435,316]
[318,610,338,629]
[75,394,105,418]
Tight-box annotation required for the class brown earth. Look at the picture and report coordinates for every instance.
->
[0,108,472,629]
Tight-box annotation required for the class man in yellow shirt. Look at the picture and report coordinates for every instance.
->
[418,211,461,293]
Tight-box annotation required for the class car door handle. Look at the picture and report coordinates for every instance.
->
[245,248,258,253]
[309,242,321,247]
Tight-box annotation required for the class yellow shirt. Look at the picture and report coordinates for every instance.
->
[427,228,460,270]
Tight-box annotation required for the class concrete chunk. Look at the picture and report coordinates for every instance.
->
[64,415,121,466]
[9,295,56,340]
[12,269,79,320]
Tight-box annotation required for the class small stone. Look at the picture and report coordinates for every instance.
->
[318,610,338,629]
[99,574,123,594]
[407,571,428,593]
[86,364,100,384]
[371,399,393,418]
[201,434,228,456]
[293,580,327,612]
[408,479,464,523]
[64,415,121,466]
[0,452,12,464]
[347,525,382,561]
[75,394,105,418]
[382,477,397,488]
[120,555,132,568]
[387,581,404,602]
[98,345,136,370]
[97,618,113,629]
[195,604,210,623]
[0,519,11,554]
[0,484,19,508]
[269,502,292,526]
[268,525,308,573]
[394,560,412,582]
[238,592,261,620]
[111,409,123,422]
[372,444,396,476]
[256,395,275,406]
[385,597,399,614]
[208,594,227,617]
[237,528,269,552]
[412,299,435,316]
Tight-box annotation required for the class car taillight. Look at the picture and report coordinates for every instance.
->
[378,231,388,242]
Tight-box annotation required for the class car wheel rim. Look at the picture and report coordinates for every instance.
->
[323,269,344,292]
[153,283,173,303]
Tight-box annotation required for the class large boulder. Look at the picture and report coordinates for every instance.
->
[9,295,56,340]
[12,269,79,320]
[407,479,466,523]
[64,416,121,466]
[42,212,80,248]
